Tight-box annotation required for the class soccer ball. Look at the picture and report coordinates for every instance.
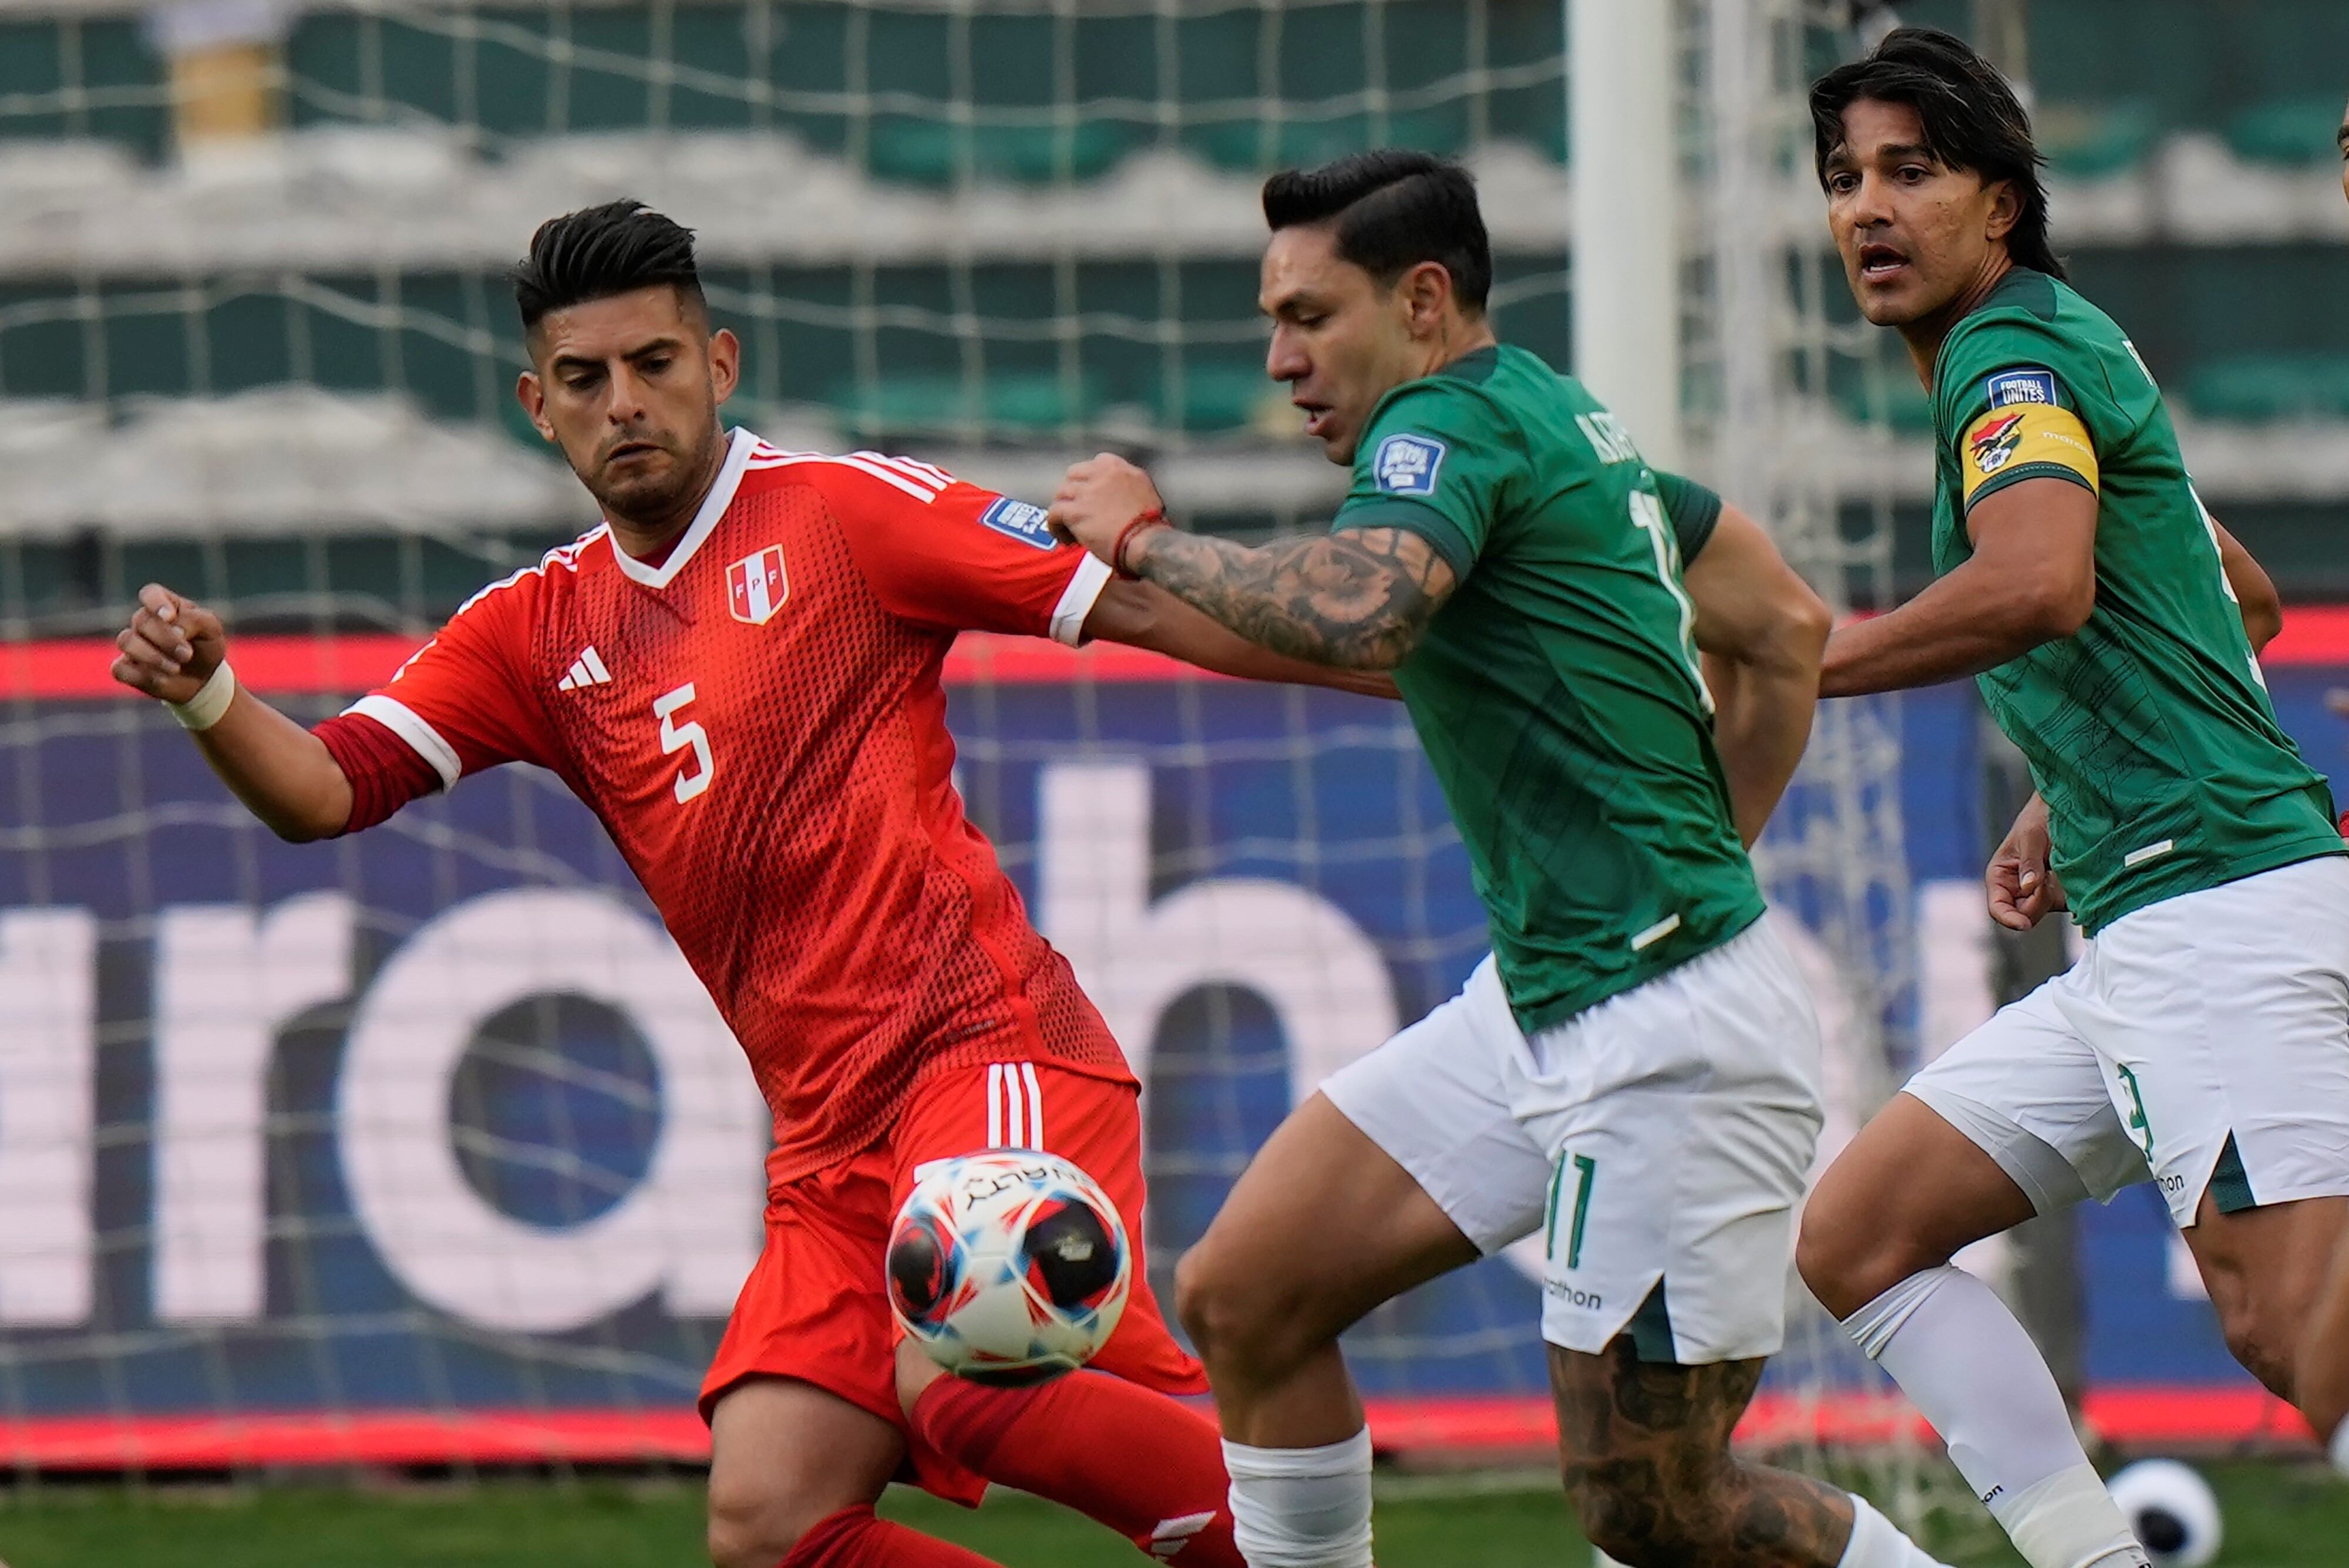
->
[2108,1459,2223,1568]
[886,1150,1131,1385]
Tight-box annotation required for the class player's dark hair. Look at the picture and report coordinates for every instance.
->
[511,198,707,331]
[1809,25,2067,282]
[1262,150,1492,313]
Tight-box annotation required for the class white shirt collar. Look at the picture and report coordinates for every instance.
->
[607,426,758,590]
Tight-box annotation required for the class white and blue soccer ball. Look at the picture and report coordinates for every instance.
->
[887,1150,1131,1385]
[2108,1458,2223,1568]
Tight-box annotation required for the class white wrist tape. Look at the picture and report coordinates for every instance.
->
[167,661,237,731]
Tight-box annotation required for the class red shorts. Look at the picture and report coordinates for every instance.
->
[698,1059,1206,1505]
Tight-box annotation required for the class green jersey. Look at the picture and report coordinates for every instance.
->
[1932,267,2341,933]
[1333,344,1763,1034]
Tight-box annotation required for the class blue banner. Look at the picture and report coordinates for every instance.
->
[0,669,2342,1441]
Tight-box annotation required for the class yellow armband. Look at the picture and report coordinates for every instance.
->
[1961,403,2099,505]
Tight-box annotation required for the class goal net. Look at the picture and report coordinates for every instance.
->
[0,0,1952,1503]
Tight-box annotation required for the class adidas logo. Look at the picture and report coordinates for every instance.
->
[1148,1511,1217,1562]
[556,646,612,692]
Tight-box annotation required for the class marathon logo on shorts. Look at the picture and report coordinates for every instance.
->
[1374,433,1446,497]
[726,544,790,625]
[1968,410,2029,476]
[1985,367,2059,408]
[980,495,1059,550]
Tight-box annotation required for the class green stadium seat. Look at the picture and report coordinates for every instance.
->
[2223,99,2347,167]
[0,15,170,162]
[1189,106,1468,173]
[865,116,1138,186]
[1839,373,1937,436]
[2037,100,2162,180]
[1159,366,1288,434]
[2185,355,2349,422]
[834,371,1103,435]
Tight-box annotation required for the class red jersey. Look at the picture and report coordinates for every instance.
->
[331,428,1133,1183]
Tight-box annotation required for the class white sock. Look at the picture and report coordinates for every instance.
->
[1843,1267,2146,1568]
[1221,1429,1374,1568]
[1838,1492,1952,1567]
[2330,1415,2349,1478]
[1997,1467,2153,1568]
[1594,1492,1948,1567]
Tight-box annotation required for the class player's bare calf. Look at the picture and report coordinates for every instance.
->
[1174,1093,1479,1446]
[705,1379,944,1568]
[1556,1342,1867,1568]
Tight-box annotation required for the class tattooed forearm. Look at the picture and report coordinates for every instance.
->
[1126,525,1456,670]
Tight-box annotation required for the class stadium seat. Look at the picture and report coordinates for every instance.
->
[865,116,1139,188]
[1188,106,1469,174]
[0,14,170,160]
[834,371,1105,437]
[1839,374,1937,437]
[2223,99,2348,167]
[1158,365,1291,435]
[2185,355,2349,423]
[2037,100,2162,180]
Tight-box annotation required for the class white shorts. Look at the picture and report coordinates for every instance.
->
[1906,854,2349,1228]
[1321,915,1825,1364]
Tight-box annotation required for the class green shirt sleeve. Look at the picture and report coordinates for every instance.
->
[1936,313,2111,513]
[1652,470,1724,563]
[1330,380,1520,580]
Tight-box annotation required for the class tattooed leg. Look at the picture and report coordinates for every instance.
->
[1552,1337,1856,1568]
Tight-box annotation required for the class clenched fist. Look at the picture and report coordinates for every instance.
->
[112,584,226,705]
[1047,453,1167,567]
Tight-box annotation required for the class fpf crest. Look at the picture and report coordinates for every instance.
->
[727,545,790,625]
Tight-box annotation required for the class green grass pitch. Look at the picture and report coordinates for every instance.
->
[0,1462,2342,1566]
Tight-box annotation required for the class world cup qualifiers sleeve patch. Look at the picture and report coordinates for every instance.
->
[1373,433,1448,496]
[979,495,1059,550]
[1960,402,2099,504]
[1984,366,2061,408]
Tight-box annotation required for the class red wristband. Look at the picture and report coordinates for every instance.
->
[1110,508,1168,581]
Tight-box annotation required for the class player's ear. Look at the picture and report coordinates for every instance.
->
[1983,176,2022,245]
[514,371,556,444]
[1399,260,1452,340]
[707,328,742,407]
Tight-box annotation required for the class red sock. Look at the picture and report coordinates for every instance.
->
[912,1372,1240,1566]
[776,1504,1001,1567]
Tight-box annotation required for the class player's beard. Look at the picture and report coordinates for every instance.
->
[587,422,723,534]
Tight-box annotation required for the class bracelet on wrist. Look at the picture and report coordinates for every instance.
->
[167,661,237,732]
[1111,508,1169,581]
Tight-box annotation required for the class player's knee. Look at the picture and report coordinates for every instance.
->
[894,1336,945,1421]
[705,1479,826,1568]
[1174,1239,1295,1373]
[2212,1296,2299,1403]
[1172,1242,1236,1358]
[1795,1177,1929,1320]
[1792,1204,1863,1315]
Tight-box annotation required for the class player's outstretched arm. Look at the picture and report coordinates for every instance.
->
[110,584,354,842]
[1682,504,1830,846]
[1819,476,2096,698]
[1049,455,1455,672]
[1079,579,1400,699]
